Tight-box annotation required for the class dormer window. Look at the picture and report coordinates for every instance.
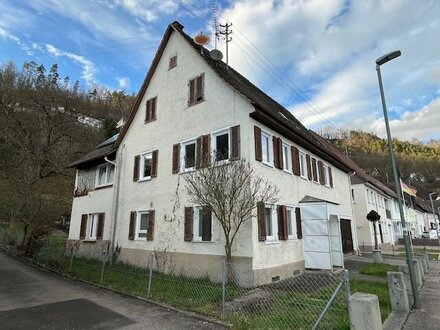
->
[169,55,177,70]
[188,73,204,106]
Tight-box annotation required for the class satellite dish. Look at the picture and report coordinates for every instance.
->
[210,49,223,61]
[194,32,210,45]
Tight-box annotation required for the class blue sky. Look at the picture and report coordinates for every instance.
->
[1,0,439,141]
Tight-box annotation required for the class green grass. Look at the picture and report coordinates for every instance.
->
[351,280,391,322]
[359,263,399,277]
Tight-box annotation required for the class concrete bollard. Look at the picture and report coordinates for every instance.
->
[387,272,410,312]
[416,254,428,276]
[399,265,413,307]
[412,259,422,290]
[349,292,383,330]
[413,256,426,280]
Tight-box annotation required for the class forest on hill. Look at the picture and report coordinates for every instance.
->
[318,128,440,199]
[0,61,135,252]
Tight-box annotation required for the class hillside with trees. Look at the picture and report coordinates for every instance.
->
[0,61,135,253]
[318,128,440,199]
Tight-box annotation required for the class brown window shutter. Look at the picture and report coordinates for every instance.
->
[80,214,87,239]
[128,211,136,240]
[172,143,180,174]
[257,201,266,241]
[184,207,194,242]
[202,134,211,166]
[230,125,240,161]
[277,205,286,240]
[96,213,105,240]
[188,79,195,105]
[273,136,279,168]
[329,167,334,188]
[196,74,204,102]
[196,136,202,169]
[277,137,283,169]
[133,155,140,182]
[254,126,262,162]
[291,146,300,176]
[151,97,157,121]
[306,154,312,180]
[296,207,302,239]
[318,161,325,185]
[201,208,212,241]
[145,99,151,122]
[151,150,158,178]
[147,210,155,241]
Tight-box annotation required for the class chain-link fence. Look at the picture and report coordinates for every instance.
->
[0,231,351,329]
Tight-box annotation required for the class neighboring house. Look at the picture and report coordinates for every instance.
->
[68,21,355,286]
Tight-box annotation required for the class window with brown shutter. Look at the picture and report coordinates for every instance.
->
[291,146,300,176]
[311,157,319,183]
[277,205,288,240]
[230,125,240,161]
[169,55,177,70]
[184,207,194,241]
[188,73,204,106]
[254,126,262,162]
[133,155,140,182]
[96,213,105,240]
[296,207,302,239]
[145,97,157,123]
[306,154,312,180]
[80,214,87,239]
[172,143,180,174]
[128,211,136,240]
[147,210,155,241]
[196,135,210,168]
[151,150,158,178]
[200,208,212,242]
[318,160,325,185]
[273,136,279,169]
[277,138,283,169]
[257,201,266,241]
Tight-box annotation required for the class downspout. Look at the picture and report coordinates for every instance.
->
[348,172,360,255]
[104,145,124,262]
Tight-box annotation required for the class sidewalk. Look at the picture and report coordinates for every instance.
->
[404,261,440,329]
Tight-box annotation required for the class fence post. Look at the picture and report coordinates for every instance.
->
[343,269,351,304]
[221,258,227,316]
[147,254,153,299]
[68,246,74,273]
[100,249,107,284]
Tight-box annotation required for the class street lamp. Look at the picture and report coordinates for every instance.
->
[376,50,420,309]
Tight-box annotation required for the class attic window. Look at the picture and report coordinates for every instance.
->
[188,73,204,106]
[169,55,177,70]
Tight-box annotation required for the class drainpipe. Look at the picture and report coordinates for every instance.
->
[104,145,124,262]
[348,172,360,255]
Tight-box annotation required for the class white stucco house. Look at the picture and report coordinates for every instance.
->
[68,21,357,285]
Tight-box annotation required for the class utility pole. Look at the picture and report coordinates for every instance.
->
[219,22,232,68]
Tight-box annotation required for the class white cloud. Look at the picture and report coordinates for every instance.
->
[46,44,96,84]
[117,76,130,89]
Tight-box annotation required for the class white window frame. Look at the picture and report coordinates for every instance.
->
[211,128,230,164]
[95,163,115,187]
[264,204,278,242]
[286,206,297,240]
[181,138,197,172]
[136,210,150,240]
[311,157,319,183]
[261,131,273,166]
[323,164,330,187]
[88,213,99,240]
[299,152,308,179]
[282,143,292,173]
[193,205,213,242]
[139,151,153,181]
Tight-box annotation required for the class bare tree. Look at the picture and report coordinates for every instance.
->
[183,157,279,263]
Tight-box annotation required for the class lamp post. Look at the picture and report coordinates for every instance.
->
[376,50,420,309]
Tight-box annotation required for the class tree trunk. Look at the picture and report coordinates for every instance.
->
[373,222,378,250]
[224,242,234,282]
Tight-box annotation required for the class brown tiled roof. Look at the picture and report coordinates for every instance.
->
[69,134,118,168]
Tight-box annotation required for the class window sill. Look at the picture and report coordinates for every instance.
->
[283,169,293,174]
[192,240,214,243]
[138,177,152,182]
[187,99,205,108]
[300,175,308,180]
[144,118,156,124]
[95,184,113,190]
[82,239,97,243]
[180,167,196,174]
[262,161,274,168]
[264,240,279,245]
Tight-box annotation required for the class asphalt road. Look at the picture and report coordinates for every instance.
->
[0,251,224,330]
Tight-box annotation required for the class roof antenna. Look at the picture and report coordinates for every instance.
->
[219,22,232,69]
[209,2,224,62]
